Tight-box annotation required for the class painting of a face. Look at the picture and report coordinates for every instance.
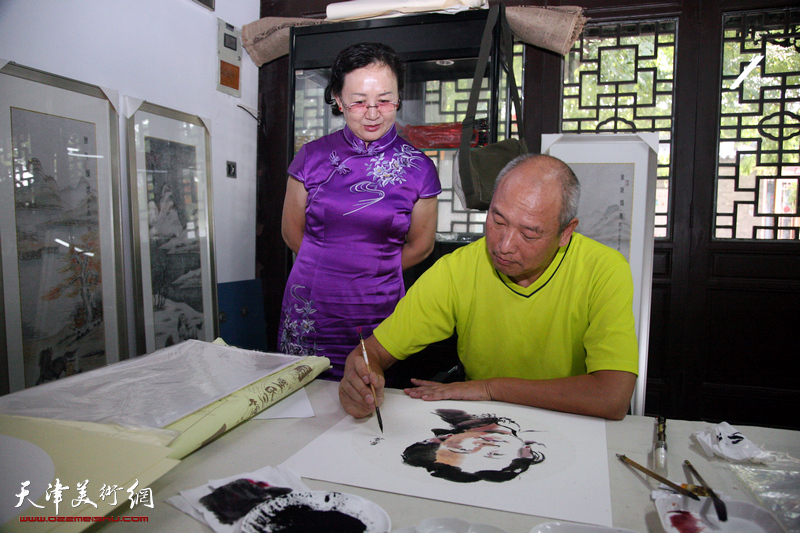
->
[435,429,536,474]
[402,409,545,483]
[281,397,610,526]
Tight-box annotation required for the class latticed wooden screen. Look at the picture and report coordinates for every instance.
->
[715,8,800,240]
[562,20,677,239]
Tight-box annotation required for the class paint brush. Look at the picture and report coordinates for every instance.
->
[358,327,383,433]
[684,460,727,521]
[617,454,700,500]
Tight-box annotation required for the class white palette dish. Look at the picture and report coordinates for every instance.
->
[395,517,507,533]
[529,521,638,532]
[241,490,391,533]
[655,493,787,533]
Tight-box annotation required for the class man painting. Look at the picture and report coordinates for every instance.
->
[340,154,639,421]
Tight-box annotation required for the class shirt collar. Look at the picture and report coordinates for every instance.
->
[343,124,398,154]
[490,236,573,298]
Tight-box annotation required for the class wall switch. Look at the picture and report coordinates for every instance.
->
[226,161,237,178]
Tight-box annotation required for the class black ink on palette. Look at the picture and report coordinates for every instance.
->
[199,478,292,524]
[370,437,384,446]
[251,505,367,532]
[402,409,546,483]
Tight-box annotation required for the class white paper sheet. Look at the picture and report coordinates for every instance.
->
[254,388,314,420]
[326,0,486,21]
[281,395,613,527]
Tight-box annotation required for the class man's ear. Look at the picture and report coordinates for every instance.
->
[558,218,579,247]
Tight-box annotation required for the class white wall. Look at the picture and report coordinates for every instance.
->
[0,0,261,352]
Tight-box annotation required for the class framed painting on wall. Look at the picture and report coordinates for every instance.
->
[126,100,218,354]
[0,62,127,393]
[543,133,658,416]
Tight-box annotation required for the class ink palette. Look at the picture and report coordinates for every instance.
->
[240,490,390,533]
[654,493,787,533]
[529,522,638,532]
[395,517,508,533]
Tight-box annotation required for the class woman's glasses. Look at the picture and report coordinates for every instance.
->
[342,100,399,115]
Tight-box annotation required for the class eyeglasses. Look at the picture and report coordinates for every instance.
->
[341,100,399,115]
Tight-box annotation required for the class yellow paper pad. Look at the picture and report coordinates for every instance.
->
[0,415,179,532]
[164,356,330,459]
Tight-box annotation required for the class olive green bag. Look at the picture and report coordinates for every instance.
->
[456,3,527,211]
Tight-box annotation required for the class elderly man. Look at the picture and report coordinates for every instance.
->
[339,154,639,420]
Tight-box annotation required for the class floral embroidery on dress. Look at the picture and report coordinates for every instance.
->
[344,144,422,215]
[329,151,351,175]
[367,145,421,187]
[279,285,318,356]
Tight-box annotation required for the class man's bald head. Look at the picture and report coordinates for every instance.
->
[493,154,580,232]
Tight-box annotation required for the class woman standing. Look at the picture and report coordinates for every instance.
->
[279,42,441,379]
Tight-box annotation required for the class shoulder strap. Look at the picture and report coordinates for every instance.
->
[498,4,524,141]
[458,3,525,196]
[460,4,499,145]
[458,5,499,201]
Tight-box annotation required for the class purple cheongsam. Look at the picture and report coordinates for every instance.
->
[278,125,441,379]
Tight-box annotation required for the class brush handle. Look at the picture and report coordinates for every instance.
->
[684,460,727,522]
[617,455,699,500]
[359,332,383,433]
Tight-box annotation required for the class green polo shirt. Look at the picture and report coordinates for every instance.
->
[375,234,639,380]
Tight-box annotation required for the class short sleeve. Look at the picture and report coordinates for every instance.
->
[583,260,639,375]
[417,155,442,199]
[287,143,309,184]
[374,253,456,359]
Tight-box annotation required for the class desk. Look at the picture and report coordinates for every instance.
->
[108,380,800,532]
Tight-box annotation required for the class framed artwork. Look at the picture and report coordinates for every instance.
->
[126,100,218,354]
[543,133,658,416]
[0,62,127,393]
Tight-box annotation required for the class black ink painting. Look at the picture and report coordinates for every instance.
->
[402,409,546,483]
[144,136,204,349]
[11,108,106,387]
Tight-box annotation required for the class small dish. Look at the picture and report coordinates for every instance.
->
[529,521,638,532]
[654,493,787,533]
[241,490,391,533]
[395,517,508,533]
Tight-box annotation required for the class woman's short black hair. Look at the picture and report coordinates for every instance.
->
[324,42,404,116]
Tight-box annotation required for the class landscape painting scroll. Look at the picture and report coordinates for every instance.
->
[0,63,126,392]
[126,100,217,354]
[281,393,613,527]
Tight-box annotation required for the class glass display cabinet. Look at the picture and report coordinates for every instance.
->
[289,9,523,242]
